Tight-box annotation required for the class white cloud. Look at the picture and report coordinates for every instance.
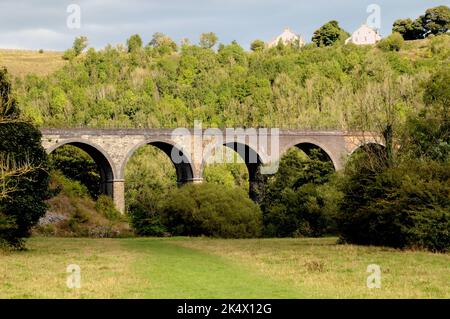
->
[0,28,69,50]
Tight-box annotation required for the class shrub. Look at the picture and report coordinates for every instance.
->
[128,201,167,236]
[161,183,262,238]
[95,195,121,221]
[377,33,404,52]
[338,159,450,252]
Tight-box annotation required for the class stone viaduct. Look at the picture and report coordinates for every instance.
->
[40,128,383,213]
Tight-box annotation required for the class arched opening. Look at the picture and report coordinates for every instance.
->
[294,143,335,169]
[123,141,195,235]
[260,144,337,238]
[348,142,387,170]
[48,142,115,198]
[123,140,194,216]
[202,142,263,201]
[202,145,249,193]
[122,141,193,184]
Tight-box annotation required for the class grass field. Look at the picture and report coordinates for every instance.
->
[0,237,448,299]
[0,49,65,77]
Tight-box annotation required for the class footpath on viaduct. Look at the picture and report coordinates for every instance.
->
[41,128,383,213]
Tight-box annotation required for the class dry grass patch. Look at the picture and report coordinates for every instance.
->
[0,49,65,77]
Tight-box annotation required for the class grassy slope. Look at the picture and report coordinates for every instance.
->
[0,49,65,77]
[0,237,448,298]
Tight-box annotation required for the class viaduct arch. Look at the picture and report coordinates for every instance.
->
[41,128,383,213]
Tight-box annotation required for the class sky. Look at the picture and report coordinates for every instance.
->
[0,0,449,51]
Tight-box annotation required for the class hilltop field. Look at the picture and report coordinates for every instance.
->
[0,49,65,77]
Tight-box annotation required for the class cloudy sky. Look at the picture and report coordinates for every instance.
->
[0,0,448,51]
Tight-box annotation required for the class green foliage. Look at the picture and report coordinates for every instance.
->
[95,195,121,221]
[423,65,449,118]
[149,32,177,56]
[203,147,249,192]
[0,68,18,118]
[62,49,76,61]
[421,6,450,37]
[338,158,450,252]
[51,170,90,198]
[0,70,50,248]
[127,34,143,53]
[261,148,338,237]
[73,36,88,56]
[161,183,262,238]
[338,70,450,252]
[199,32,218,49]
[125,145,176,236]
[312,20,349,47]
[250,39,265,52]
[392,18,424,40]
[377,33,404,52]
[13,32,450,130]
[49,145,101,198]
[43,171,131,238]
[0,122,50,248]
[393,6,450,39]
[203,163,249,192]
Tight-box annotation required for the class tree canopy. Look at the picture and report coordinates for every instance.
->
[312,20,350,47]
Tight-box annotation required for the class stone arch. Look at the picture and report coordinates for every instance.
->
[200,141,264,200]
[121,139,194,184]
[46,139,116,197]
[349,141,386,156]
[281,140,339,170]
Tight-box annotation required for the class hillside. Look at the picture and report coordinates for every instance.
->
[2,35,448,130]
[0,49,65,77]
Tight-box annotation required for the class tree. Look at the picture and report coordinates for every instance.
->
[337,68,450,252]
[421,6,450,37]
[149,32,177,55]
[312,20,350,47]
[73,36,88,56]
[199,32,218,49]
[250,39,265,52]
[0,69,50,249]
[127,34,143,53]
[261,148,337,237]
[392,18,424,40]
[393,6,450,40]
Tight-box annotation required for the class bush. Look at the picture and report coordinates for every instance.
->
[128,201,167,236]
[338,159,450,252]
[161,183,262,238]
[95,195,121,221]
[35,171,132,238]
[377,33,404,52]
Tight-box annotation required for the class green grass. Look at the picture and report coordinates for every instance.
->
[0,237,448,298]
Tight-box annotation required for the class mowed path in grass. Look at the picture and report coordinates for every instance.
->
[0,237,448,298]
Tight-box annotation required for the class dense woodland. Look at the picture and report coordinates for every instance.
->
[1,6,449,251]
[13,33,449,130]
